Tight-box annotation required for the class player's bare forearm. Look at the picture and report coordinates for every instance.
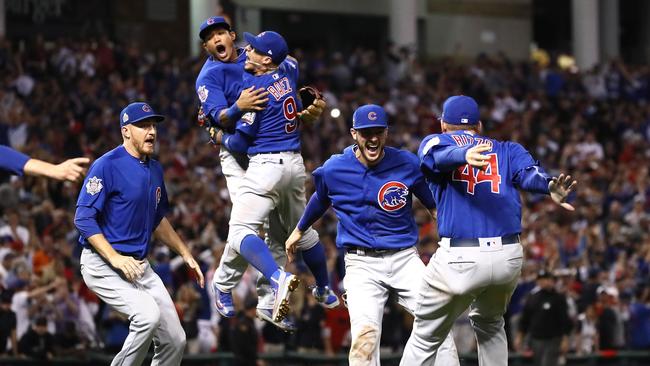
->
[24,157,89,182]
[86,233,122,262]
[154,218,192,258]
[154,218,205,287]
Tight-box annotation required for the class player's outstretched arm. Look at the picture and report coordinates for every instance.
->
[548,173,577,211]
[154,217,205,288]
[24,157,90,182]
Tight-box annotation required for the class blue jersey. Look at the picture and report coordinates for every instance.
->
[312,146,435,250]
[418,130,551,239]
[234,58,302,154]
[0,145,30,175]
[75,146,169,259]
[195,49,247,130]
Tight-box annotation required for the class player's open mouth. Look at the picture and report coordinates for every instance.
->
[215,44,227,58]
[144,137,155,146]
[366,142,379,154]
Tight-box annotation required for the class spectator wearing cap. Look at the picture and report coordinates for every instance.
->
[0,290,17,356]
[515,270,573,366]
[596,285,625,350]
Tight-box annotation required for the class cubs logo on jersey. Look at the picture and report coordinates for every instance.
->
[377,181,409,212]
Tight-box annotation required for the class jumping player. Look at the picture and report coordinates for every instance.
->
[195,17,324,330]
[400,95,577,365]
[213,30,339,323]
[285,105,459,366]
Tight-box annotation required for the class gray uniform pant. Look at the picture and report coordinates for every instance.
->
[401,239,524,366]
[80,248,185,366]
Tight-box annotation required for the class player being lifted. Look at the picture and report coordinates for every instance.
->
[212,31,338,323]
[195,17,326,330]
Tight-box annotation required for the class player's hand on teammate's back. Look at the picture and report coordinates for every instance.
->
[285,228,304,263]
[183,255,205,288]
[236,86,269,112]
[50,157,90,182]
[549,173,578,211]
[465,143,491,169]
[109,254,146,282]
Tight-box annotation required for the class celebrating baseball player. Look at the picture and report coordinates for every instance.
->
[195,17,325,331]
[399,95,577,365]
[74,102,204,366]
[212,30,339,323]
[285,104,459,366]
[0,145,89,182]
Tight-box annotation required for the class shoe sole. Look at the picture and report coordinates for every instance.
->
[256,309,296,333]
[272,274,300,322]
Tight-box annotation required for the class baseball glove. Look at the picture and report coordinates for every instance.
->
[197,105,219,146]
[297,86,326,124]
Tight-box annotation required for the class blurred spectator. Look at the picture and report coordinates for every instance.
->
[628,286,650,349]
[175,282,201,354]
[18,316,55,360]
[596,285,625,350]
[0,290,18,356]
[229,297,259,366]
[575,304,599,355]
[516,270,572,366]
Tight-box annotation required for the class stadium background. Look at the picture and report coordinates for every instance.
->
[1,0,650,364]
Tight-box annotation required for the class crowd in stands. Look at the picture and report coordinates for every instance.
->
[0,31,649,362]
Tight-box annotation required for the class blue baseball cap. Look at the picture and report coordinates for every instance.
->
[199,16,231,41]
[119,102,165,127]
[440,95,480,125]
[352,104,388,129]
[243,31,288,65]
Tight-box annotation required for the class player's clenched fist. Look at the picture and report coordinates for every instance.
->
[465,143,492,169]
[109,254,146,282]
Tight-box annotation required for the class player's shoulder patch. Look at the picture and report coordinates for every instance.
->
[197,85,209,103]
[241,112,256,125]
[85,176,103,196]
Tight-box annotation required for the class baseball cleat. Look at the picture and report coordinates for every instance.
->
[312,286,340,308]
[270,269,300,322]
[256,308,297,333]
[213,283,236,318]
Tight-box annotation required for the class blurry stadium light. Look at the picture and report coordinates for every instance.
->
[330,108,341,118]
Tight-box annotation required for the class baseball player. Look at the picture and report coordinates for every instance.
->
[195,17,325,330]
[285,104,459,366]
[400,95,577,366]
[213,31,339,323]
[74,102,205,366]
[0,145,89,182]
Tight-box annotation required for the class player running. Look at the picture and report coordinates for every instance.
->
[285,105,459,366]
[400,95,577,365]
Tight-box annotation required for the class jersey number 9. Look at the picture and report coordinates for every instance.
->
[284,96,299,133]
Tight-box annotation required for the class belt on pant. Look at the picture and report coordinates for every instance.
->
[250,150,300,164]
[445,234,520,247]
[345,245,411,256]
[88,245,144,260]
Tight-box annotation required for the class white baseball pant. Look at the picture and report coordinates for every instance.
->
[343,246,459,366]
[213,149,287,309]
[400,238,524,366]
[80,248,185,366]
[227,151,319,257]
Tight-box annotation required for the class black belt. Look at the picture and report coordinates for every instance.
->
[345,245,412,256]
[448,234,520,247]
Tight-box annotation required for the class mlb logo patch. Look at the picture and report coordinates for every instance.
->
[461,118,468,124]
[207,18,215,25]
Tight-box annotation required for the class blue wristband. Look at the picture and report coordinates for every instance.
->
[224,104,244,123]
